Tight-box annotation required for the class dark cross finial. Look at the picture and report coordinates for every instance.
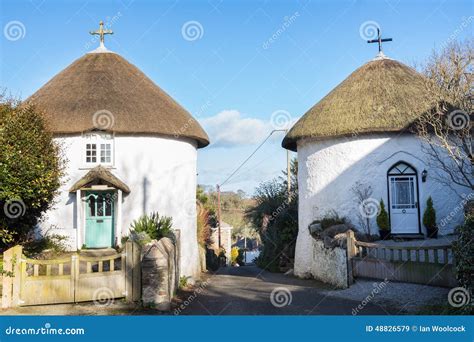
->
[367,28,392,53]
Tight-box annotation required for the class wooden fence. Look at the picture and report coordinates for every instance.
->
[346,231,457,288]
[2,241,141,308]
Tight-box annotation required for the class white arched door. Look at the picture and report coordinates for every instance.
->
[387,162,420,235]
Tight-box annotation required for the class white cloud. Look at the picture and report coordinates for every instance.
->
[200,110,271,147]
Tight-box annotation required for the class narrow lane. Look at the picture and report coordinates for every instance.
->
[178,266,390,315]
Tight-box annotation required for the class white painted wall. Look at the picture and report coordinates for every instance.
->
[310,239,348,288]
[295,133,470,278]
[39,134,201,279]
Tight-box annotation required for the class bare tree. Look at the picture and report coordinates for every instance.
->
[415,39,473,192]
[351,182,376,236]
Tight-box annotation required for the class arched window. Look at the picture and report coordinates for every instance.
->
[388,162,416,175]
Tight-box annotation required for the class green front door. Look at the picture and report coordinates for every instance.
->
[85,191,114,248]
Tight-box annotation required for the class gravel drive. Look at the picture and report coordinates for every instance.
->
[321,279,450,314]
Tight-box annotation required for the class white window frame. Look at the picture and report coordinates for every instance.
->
[82,132,115,167]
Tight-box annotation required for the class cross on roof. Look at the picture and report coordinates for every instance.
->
[367,28,392,53]
[90,21,113,48]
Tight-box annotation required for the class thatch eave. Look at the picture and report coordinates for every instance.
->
[282,58,436,151]
[69,165,131,193]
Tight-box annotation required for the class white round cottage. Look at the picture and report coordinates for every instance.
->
[283,55,469,278]
[28,44,209,279]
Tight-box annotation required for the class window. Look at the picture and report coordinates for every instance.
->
[83,133,114,166]
[390,176,416,209]
[100,143,111,163]
[86,144,97,163]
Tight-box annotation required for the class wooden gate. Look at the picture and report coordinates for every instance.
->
[346,232,456,288]
[2,242,141,308]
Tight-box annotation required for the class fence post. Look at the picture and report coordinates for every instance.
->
[132,242,141,302]
[2,246,13,308]
[174,229,181,287]
[125,241,133,302]
[125,241,141,302]
[346,231,355,286]
[2,245,23,308]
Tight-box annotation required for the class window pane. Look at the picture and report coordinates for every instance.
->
[100,143,112,163]
[88,196,96,217]
[396,181,410,204]
[392,177,415,209]
[97,195,104,216]
[86,144,97,163]
[105,194,112,216]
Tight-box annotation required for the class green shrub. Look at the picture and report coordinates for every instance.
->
[320,211,346,230]
[179,276,189,289]
[23,232,69,258]
[0,98,65,247]
[130,212,173,241]
[453,215,473,314]
[376,199,390,231]
[237,248,245,265]
[245,158,298,273]
[423,197,437,229]
[205,247,219,271]
[128,231,152,246]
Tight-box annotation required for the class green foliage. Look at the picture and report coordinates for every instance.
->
[23,232,69,258]
[246,158,298,272]
[453,215,473,314]
[128,231,152,246]
[130,212,173,241]
[205,247,219,271]
[237,248,244,265]
[376,199,390,231]
[423,197,437,229]
[0,98,65,246]
[196,186,213,247]
[201,185,252,237]
[179,276,189,289]
[319,211,346,230]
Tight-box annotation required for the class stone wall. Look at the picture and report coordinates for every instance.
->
[141,237,179,310]
[309,239,348,289]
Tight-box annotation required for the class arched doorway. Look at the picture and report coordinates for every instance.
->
[387,162,421,235]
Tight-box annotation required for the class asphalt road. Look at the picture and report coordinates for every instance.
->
[177,266,390,315]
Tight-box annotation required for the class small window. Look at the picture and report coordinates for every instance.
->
[83,133,114,165]
[100,143,111,163]
[86,144,97,163]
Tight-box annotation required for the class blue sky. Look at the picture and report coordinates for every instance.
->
[1,0,472,195]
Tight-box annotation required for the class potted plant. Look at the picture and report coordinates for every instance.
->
[423,196,438,238]
[376,199,390,240]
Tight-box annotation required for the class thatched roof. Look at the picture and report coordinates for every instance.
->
[282,58,435,151]
[28,52,209,148]
[69,165,130,193]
